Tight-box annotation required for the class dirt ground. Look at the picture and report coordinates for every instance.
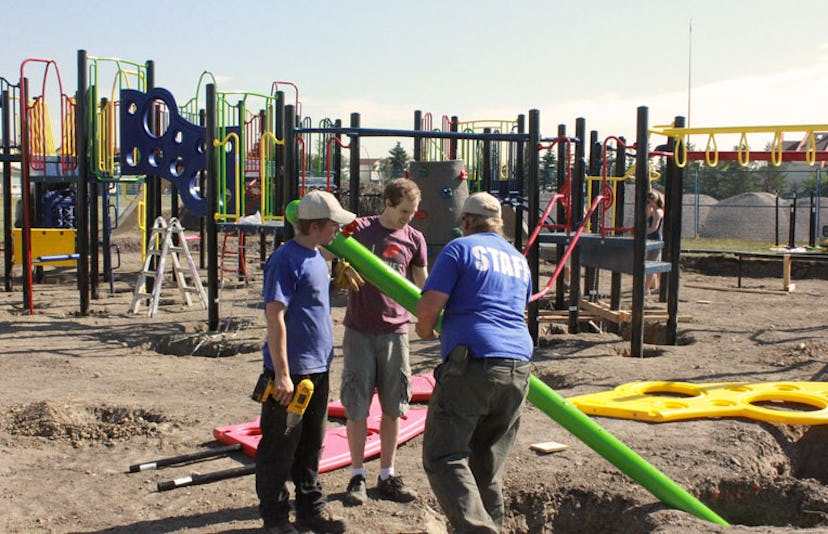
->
[1,243,828,534]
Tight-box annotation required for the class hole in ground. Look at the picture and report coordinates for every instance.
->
[619,323,696,346]
[699,477,828,528]
[532,371,574,390]
[790,425,828,484]
[154,327,261,357]
[505,486,660,534]
[506,476,828,531]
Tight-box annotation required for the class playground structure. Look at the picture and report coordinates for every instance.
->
[4,50,828,354]
[6,49,828,528]
[3,50,828,353]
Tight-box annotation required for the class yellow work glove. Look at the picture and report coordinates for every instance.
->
[333,260,365,292]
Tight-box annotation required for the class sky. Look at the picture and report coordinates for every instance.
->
[3,0,828,158]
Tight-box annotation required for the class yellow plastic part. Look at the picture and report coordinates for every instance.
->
[259,131,285,220]
[567,381,828,425]
[213,132,241,222]
[705,133,718,167]
[805,131,817,166]
[649,123,828,169]
[12,228,77,267]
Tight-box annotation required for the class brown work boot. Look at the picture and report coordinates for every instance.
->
[296,506,347,533]
[376,475,417,503]
[263,517,298,534]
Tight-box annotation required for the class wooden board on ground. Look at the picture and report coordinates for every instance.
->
[685,283,794,295]
[529,441,569,454]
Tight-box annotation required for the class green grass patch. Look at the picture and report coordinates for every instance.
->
[681,237,778,253]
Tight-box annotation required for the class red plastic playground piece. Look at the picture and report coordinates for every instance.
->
[213,374,435,472]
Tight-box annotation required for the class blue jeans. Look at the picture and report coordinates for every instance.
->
[422,357,530,533]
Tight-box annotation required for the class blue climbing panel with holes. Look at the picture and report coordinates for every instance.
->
[119,88,208,216]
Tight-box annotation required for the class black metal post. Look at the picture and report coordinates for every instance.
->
[583,131,600,302]
[284,104,297,240]
[348,112,360,214]
[555,124,567,311]
[568,118,586,334]
[76,50,90,315]
[809,192,816,248]
[413,110,421,162]
[20,78,33,312]
[333,119,342,194]
[774,192,779,247]
[527,109,540,344]
[206,84,219,331]
[2,89,12,292]
[449,115,458,160]
[88,98,103,301]
[665,116,685,344]
[482,127,492,193]
[610,136,626,313]
[631,107,649,358]
[144,60,156,293]
[788,193,797,248]
[514,114,525,250]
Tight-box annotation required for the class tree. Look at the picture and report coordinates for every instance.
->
[539,149,557,191]
[385,142,409,179]
[754,162,788,195]
[797,168,825,197]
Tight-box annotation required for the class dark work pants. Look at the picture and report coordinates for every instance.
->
[256,371,329,526]
[423,358,530,534]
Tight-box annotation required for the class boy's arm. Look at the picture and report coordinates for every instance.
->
[411,265,428,289]
[265,300,294,405]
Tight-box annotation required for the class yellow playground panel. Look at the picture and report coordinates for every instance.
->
[12,228,78,267]
[568,381,828,425]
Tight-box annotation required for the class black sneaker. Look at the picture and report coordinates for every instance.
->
[344,474,367,505]
[263,517,298,534]
[296,507,347,533]
[376,475,417,503]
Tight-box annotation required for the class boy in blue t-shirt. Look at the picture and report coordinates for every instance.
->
[256,190,353,534]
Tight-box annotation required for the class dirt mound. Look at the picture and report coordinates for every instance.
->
[680,192,717,238]
[2,401,175,447]
[700,192,778,240]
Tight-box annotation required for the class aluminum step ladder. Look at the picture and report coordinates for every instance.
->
[130,217,208,317]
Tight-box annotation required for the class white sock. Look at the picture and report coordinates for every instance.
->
[379,467,395,480]
[351,467,366,478]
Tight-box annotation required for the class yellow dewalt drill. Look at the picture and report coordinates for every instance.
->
[284,378,314,435]
[252,376,315,435]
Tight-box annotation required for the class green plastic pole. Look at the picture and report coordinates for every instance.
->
[327,233,421,313]
[527,376,727,525]
[284,200,728,525]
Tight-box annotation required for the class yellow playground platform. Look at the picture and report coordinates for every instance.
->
[568,381,828,425]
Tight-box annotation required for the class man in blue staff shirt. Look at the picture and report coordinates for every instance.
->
[416,192,534,534]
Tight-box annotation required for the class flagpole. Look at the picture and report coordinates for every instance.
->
[687,18,693,127]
